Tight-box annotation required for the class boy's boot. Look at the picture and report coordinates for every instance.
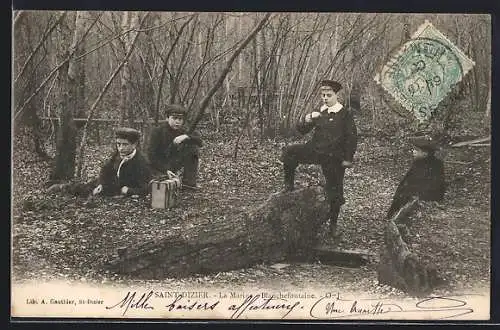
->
[283,164,295,192]
[182,151,199,190]
[328,203,342,237]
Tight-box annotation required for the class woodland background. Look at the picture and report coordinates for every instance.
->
[12,12,491,295]
[13,12,490,180]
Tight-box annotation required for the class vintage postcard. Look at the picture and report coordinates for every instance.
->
[11,11,491,320]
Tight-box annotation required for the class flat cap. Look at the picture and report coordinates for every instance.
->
[319,80,342,93]
[409,135,439,152]
[115,127,141,143]
[166,104,188,116]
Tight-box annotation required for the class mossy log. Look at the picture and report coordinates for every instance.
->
[104,187,329,278]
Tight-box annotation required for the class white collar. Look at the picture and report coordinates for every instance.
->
[117,149,137,178]
[320,103,343,113]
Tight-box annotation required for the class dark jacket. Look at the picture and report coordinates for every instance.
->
[98,150,152,196]
[147,123,202,173]
[297,107,358,162]
[387,154,446,218]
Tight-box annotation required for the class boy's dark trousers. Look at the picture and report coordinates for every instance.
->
[164,143,200,187]
[282,144,346,232]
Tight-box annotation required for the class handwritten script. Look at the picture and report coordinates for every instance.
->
[104,290,480,319]
[228,294,301,319]
[309,293,476,320]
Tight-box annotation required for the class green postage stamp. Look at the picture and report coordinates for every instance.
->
[374,20,475,123]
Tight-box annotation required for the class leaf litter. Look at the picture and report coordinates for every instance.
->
[11,132,490,296]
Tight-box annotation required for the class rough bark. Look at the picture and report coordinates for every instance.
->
[49,56,77,182]
[377,198,443,295]
[104,187,329,278]
[118,11,131,126]
[68,11,89,127]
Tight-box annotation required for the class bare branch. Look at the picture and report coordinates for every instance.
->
[154,14,196,123]
[13,12,102,122]
[14,12,67,84]
[189,13,272,133]
[76,12,150,177]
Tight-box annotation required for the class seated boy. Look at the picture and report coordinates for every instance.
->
[92,127,152,197]
[281,79,358,236]
[147,104,202,189]
[47,127,152,197]
[386,135,446,218]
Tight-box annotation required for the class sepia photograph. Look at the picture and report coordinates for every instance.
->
[11,10,491,320]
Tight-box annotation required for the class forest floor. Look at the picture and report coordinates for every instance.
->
[11,126,490,298]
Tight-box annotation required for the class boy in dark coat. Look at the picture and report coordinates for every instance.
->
[92,127,152,197]
[386,135,446,218]
[48,127,152,197]
[282,80,358,236]
[147,104,202,188]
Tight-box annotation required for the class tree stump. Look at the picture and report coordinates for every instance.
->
[104,187,329,278]
[377,197,443,295]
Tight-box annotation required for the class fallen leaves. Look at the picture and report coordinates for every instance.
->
[11,131,490,294]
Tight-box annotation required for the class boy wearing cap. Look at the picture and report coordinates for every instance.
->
[92,127,152,197]
[386,135,446,218]
[282,79,358,236]
[147,104,202,188]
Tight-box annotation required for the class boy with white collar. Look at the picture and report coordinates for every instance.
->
[147,104,202,189]
[282,80,358,236]
[92,127,152,197]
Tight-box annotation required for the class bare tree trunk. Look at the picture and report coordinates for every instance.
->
[14,12,67,85]
[28,67,52,161]
[284,31,316,132]
[188,13,272,133]
[184,19,219,112]
[68,11,89,127]
[49,35,76,182]
[300,18,332,118]
[291,14,322,118]
[49,12,90,182]
[134,13,156,135]
[170,15,198,104]
[13,13,52,159]
[13,13,101,123]
[118,11,131,126]
[469,42,481,112]
[484,81,491,119]
[237,14,244,84]
[154,14,195,124]
[233,49,261,159]
[76,13,149,178]
[266,15,288,138]
[116,11,142,127]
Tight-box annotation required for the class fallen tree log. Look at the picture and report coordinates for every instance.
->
[377,197,443,295]
[104,187,329,278]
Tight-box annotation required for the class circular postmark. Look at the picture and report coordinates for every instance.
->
[382,37,464,122]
